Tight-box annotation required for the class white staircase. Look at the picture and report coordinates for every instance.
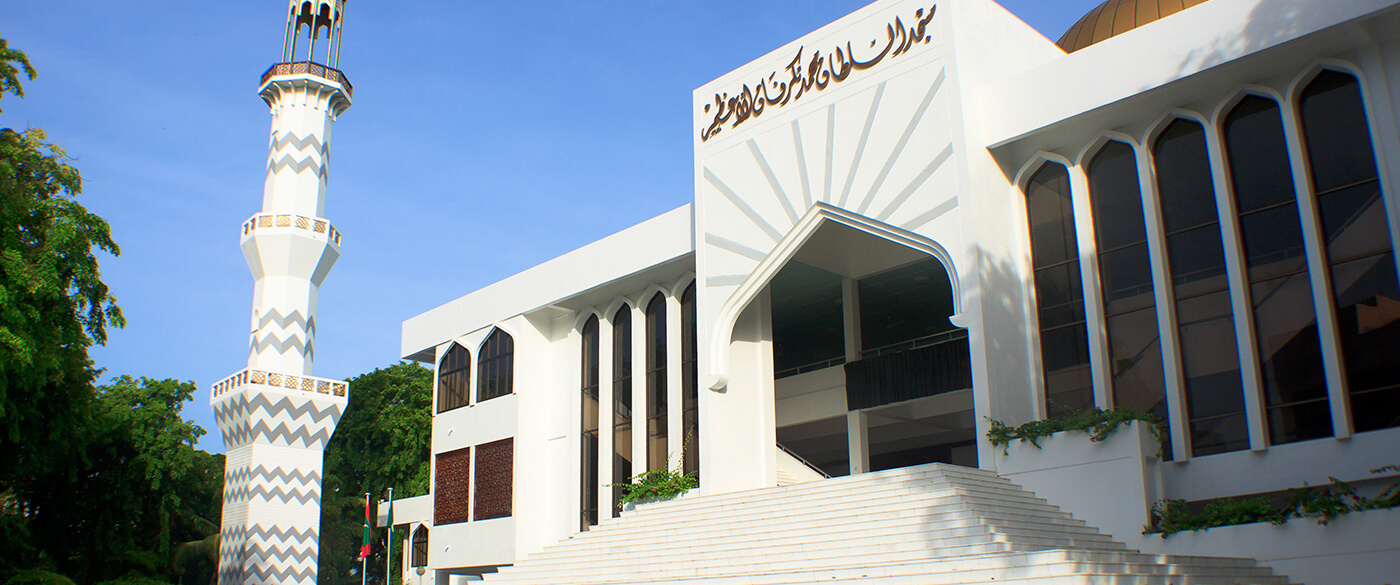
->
[484,463,1296,584]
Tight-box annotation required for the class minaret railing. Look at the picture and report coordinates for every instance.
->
[261,61,353,97]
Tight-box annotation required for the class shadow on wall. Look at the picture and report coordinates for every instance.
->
[973,243,1040,430]
[1172,0,1338,79]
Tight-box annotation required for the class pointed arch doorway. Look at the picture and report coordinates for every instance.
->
[705,205,975,489]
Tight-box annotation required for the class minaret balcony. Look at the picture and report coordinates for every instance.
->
[260,61,353,98]
[212,367,349,400]
[241,212,343,247]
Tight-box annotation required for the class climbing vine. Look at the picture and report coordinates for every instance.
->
[985,408,1164,455]
[1145,466,1400,537]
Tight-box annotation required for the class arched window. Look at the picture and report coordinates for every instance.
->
[437,344,470,413]
[681,282,700,478]
[612,305,633,517]
[410,525,428,567]
[1087,140,1172,456]
[1223,95,1331,444]
[1024,162,1093,417]
[645,294,668,473]
[580,316,600,530]
[477,329,514,403]
[1299,70,1400,433]
[1153,119,1248,456]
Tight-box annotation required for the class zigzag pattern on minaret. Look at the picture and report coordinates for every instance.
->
[269,131,323,154]
[227,465,323,486]
[226,484,323,506]
[267,153,328,180]
[257,308,316,337]
[213,394,344,449]
[249,331,314,360]
[246,541,319,565]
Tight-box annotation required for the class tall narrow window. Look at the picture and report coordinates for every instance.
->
[612,305,633,517]
[1300,70,1400,433]
[681,282,700,478]
[1088,141,1172,456]
[410,525,428,567]
[580,316,600,530]
[1224,96,1331,444]
[645,294,668,472]
[477,329,514,403]
[437,344,470,413]
[1024,162,1094,416]
[1153,119,1249,456]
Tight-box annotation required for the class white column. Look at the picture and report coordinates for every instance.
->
[666,292,685,466]
[842,278,862,362]
[631,302,648,474]
[1203,119,1269,452]
[597,311,615,518]
[1069,163,1115,412]
[1135,140,1192,461]
[847,410,870,475]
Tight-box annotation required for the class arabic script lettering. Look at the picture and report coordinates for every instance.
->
[700,5,937,143]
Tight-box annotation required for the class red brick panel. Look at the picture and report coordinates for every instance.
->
[474,438,514,520]
[434,447,471,525]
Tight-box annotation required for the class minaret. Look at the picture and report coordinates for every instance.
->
[211,2,352,584]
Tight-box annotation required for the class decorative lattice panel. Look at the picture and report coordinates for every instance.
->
[474,438,514,520]
[434,447,471,525]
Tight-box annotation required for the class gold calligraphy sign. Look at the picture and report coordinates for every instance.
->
[700,5,938,143]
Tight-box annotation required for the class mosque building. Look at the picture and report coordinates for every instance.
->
[383,0,1400,583]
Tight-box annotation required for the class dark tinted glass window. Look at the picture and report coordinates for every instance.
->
[1300,70,1400,433]
[1154,119,1248,456]
[437,344,470,413]
[645,294,668,473]
[681,282,700,478]
[410,526,428,567]
[1088,141,1171,454]
[580,316,600,530]
[1025,162,1094,416]
[612,305,633,517]
[772,261,846,377]
[859,257,957,352]
[1224,96,1331,444]
[476,329,514,403]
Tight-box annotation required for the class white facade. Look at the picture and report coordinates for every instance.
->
[394,0,1400,582]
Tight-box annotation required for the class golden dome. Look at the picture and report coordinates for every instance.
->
[1056,0,1212,53]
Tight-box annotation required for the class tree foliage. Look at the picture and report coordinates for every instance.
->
[319,363,432,585]
[17,377,221,585]
[0,35,123,488]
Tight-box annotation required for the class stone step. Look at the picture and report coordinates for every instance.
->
[581,498,1098,546]
[489,549,1287,585]
[524,523,1126,568]
[600,485,1079,534]
[537,513,1120,561]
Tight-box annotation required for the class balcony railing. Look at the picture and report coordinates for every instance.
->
[212,368,348,399]
[261,61,353,98]
[242,213,342,246]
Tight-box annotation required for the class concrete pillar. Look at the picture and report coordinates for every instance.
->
[848,410,870,475]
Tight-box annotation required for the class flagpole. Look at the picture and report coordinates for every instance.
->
[386,487,394,585]
[362,492,370,585]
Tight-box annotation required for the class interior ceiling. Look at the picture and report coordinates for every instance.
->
[791,222,931,280]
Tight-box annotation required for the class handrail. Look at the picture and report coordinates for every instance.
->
[776,442,831,479]
[861,328,968,360]
[261,61,353,98]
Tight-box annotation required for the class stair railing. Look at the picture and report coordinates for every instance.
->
[776,442,831,479]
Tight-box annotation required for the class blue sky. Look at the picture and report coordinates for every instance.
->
[3,0,1102,452]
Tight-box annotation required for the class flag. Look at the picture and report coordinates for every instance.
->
[360,492,372,559]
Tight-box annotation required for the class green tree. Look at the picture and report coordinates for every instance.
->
[20,377,218,584]
[0,36,122,488]
[320,363,432,585]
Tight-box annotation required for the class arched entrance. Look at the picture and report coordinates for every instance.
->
[705,205,975,488]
